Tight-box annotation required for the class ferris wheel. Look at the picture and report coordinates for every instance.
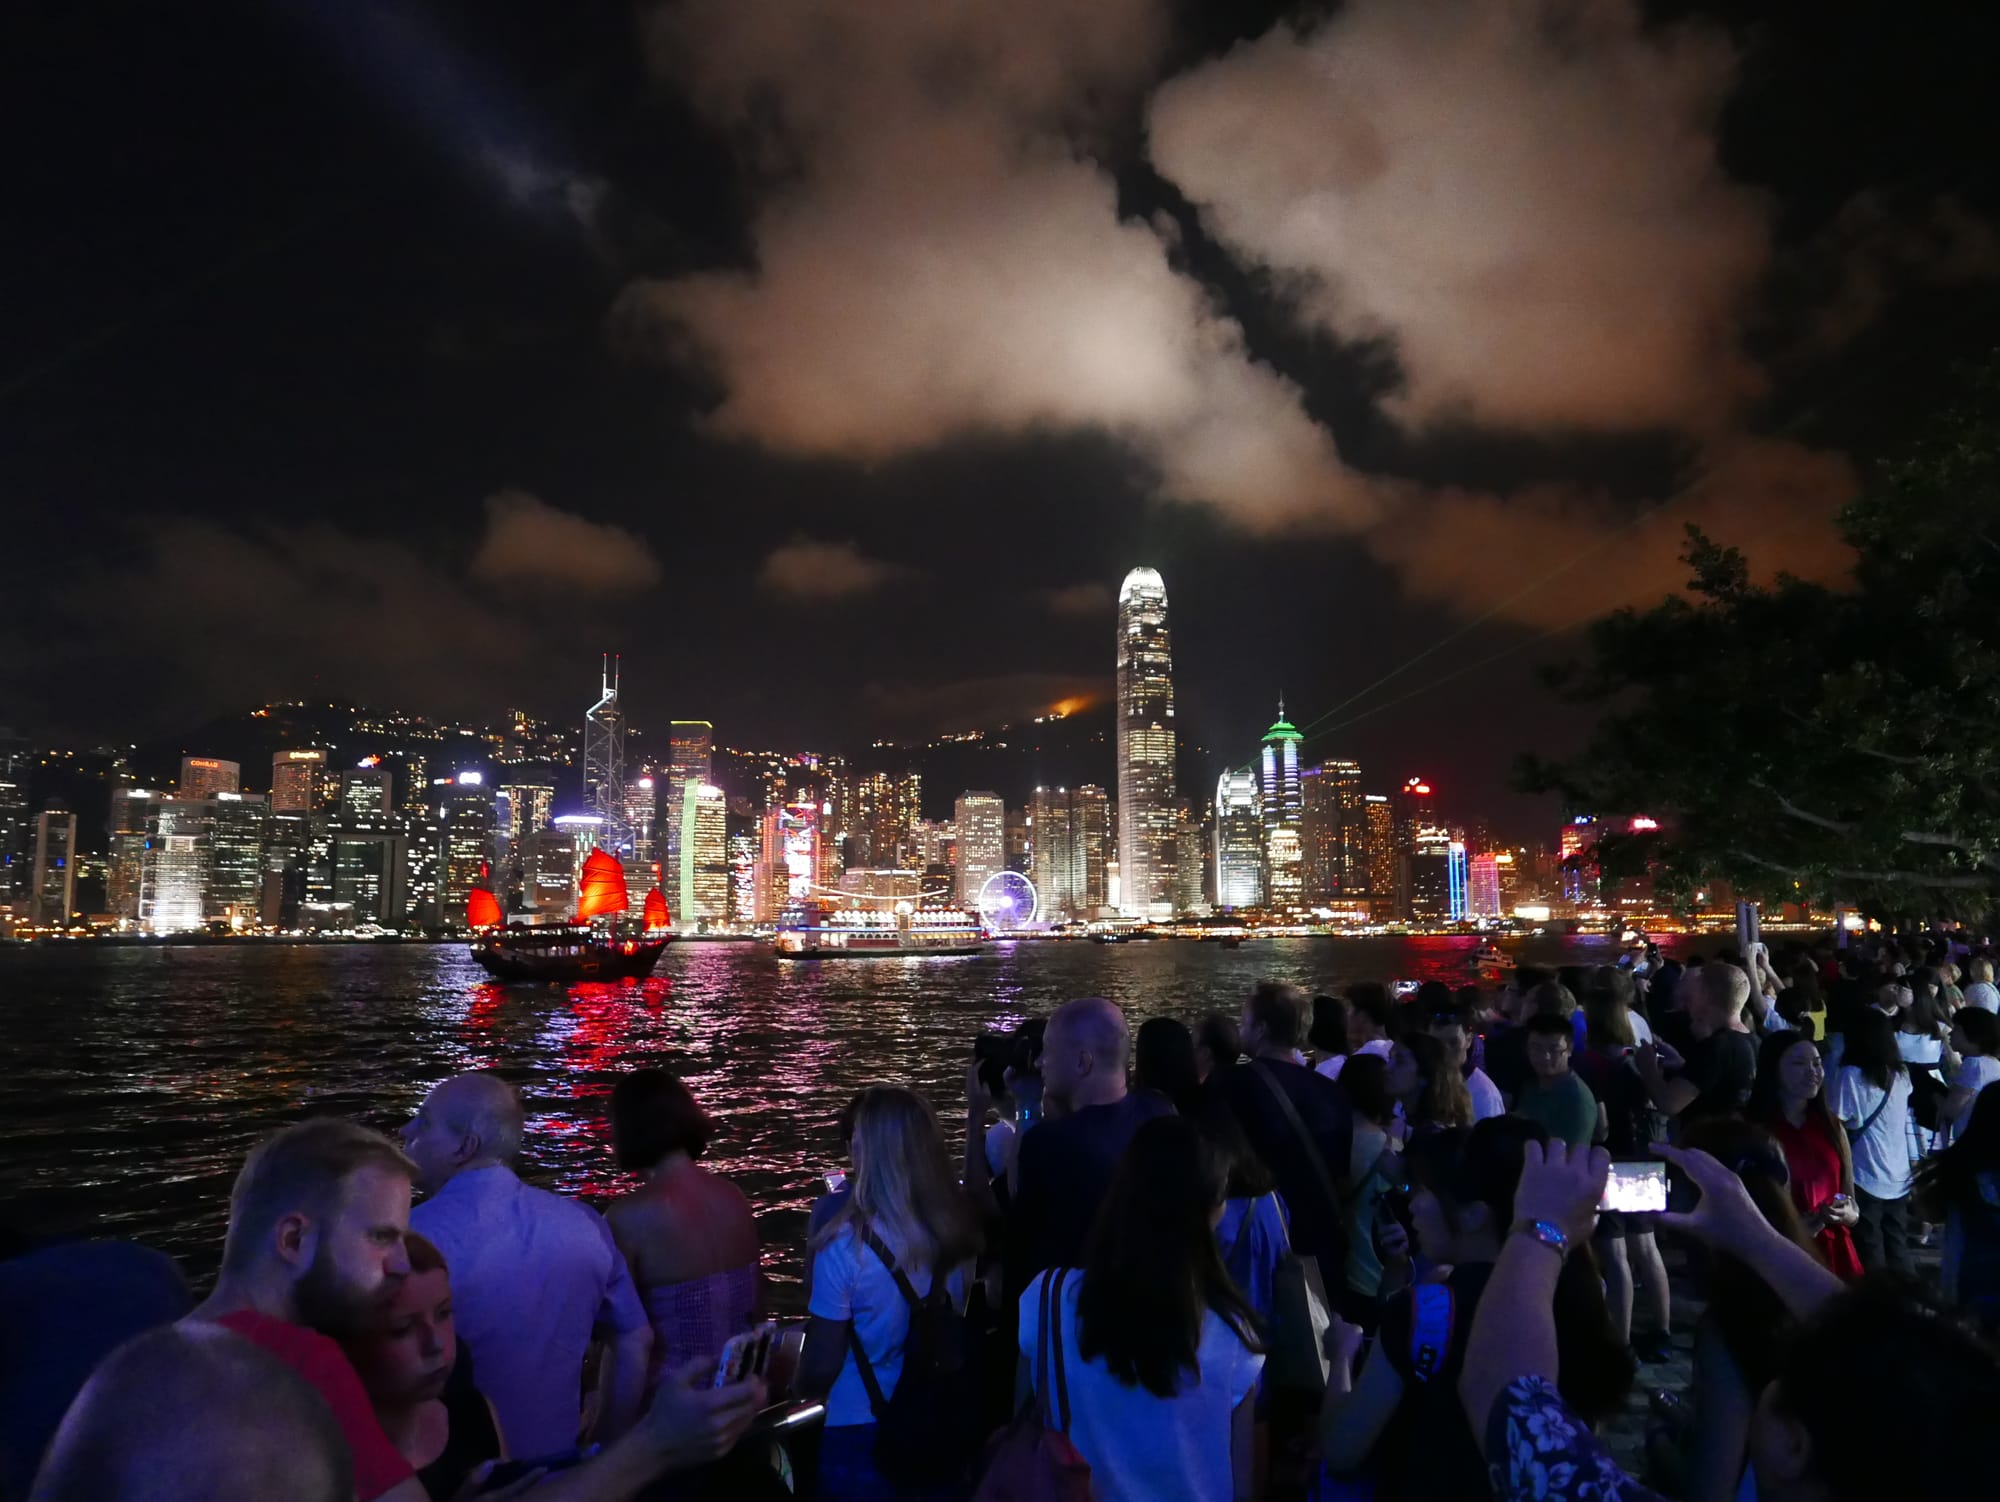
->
[976,870,1039,930]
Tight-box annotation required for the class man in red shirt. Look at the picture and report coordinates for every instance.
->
[187,1116,767,1502]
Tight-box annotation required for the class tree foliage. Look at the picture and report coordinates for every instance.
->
[1519,354,2000,920]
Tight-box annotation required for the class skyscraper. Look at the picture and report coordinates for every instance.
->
[663,721,714,881]
[1073,785,1110,912]
[1362,795,1395,901]
[1259,705,1305,909]
[1116,567,1178,919]
[1300,759,1362,903]
[687,784,731,927]
[1468,851,1504,918]
[498,781,554,843]
[179,757,240,799]
[32,808,77,923]
[0,772,27,901]
[955,792,1005,907]
[1028,787,1076,918]
[582,655,627,852]
[270,749,327,813]
[1213,768,1264,909]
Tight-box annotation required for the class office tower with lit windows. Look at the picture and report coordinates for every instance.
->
[32,808,78,923]
[626,776,658,873]
[1408,826,1454,923]
[1175,802,1208,915]
[1559,818,1600,907]
[1362,795,1395,902]
[955,792,1005,906]
[331,825,407,925]
[728,829,759,925]
[107,787,155,918]
[1213,768,1264,909]
[270,749,328,813]
[757,802,819,922]
[1468,851,1504,918]
[1072,785,1109,911]
[438,777,496,926]
[338,769,394,820]
[522,826,579,914]
[1300,759,1362,903]
[1029,788,1077,918]
[1447,840,1469,921]
[1258,707,1305,908]
[1116,567,1178,918]
[140,801,208,932]
[395,754,430,814]
[0,773,26,901]
[205,794,270,924]
[663,721,714,878]
[583,655,627,852]
[179,757,240,799]
[686,784,731,927]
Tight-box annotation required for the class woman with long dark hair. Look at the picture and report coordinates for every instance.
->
[1913,1083,2000,1326]
[1829,1008,1915,1275]
[1316,1119,1632,1501]
[1898,968,1957,1156]
[1670,1119,1831,1502]
[1941,1006,2000,1144]
[797,1087,983,1502]
[1018,1115,1264,1502]
[1748,1031,1861,1280]
[1337,1054,1408,1328]
[1134,1017,1204,1117]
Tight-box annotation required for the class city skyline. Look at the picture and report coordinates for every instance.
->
[6,5,1995,847]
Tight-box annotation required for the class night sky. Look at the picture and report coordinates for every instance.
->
[4,0,1998,838]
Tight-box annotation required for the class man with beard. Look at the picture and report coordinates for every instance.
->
[189,1116,768,1502]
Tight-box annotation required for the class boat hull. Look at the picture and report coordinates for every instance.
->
[470,936,669,982]
[774,937,986,959]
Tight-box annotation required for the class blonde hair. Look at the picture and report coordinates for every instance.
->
[223,1119,415,1275]
[1972,958,1994,985]
[813,1087,980,1277]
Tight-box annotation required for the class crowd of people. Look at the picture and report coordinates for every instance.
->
[7,932,2000,1501]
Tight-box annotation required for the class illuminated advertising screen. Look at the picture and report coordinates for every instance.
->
[781,802,818,900]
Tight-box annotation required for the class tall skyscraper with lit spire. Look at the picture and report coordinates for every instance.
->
[1260,702,1305,908]
[1116,567,1178,919]
[582,654,626,854]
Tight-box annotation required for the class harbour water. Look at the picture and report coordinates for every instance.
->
[0,933,1672,1308]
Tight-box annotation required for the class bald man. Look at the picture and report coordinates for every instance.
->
[31,1323,352,1501]
[1009,997,1172,1290]
[404,1072,650,1455]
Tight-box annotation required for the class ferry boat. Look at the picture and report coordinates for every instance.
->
[774,900,987,958]
[466,851,672,982]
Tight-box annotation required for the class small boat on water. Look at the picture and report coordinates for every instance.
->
[1466,942,1511,973]
[774,900,986,958]
[467,851,672,982]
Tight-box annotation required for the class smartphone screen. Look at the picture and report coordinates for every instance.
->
[823,1170,847,1195]
[712,1333,753,1388]
[1599,1160,1668,1213]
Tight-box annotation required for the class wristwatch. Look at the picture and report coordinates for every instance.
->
[1511,1218,1571,1256]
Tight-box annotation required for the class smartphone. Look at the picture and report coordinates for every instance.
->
[482,1451,589,1489]
[712,1321,779,1388]
[1599,1160,1668,1213]
[823,1169,848,1194]
[1392,979,1419,997]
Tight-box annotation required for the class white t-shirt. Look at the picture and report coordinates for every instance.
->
[1896,1031,1944,1067]
[1830,1067,1914,1200]
[807,1222,969,1427]
[1965,981,1999,1013]
[985,1118,1018,1178]
[1466,1066,1506,1122]
[1947,1055,2000,1145]
[1628,1013,1655,1047]
[1317,1037,1394,1080]
[1018,1270,1263,1502]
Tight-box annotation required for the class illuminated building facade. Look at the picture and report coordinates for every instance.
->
[179,757,240,799]
[1448,840,1469,922]
[339,770,393,820]
[677,783,730,928]
[1176,802,1208,915]
[1300,759,1362,903]
[758,802,820,922]
[1213,768,1264,910]
[1029,787,1077,919]
[728,831,758,925]
[107,787,155,918]
[438,777,496,926]
[582,655,627,853]
[1116,567,1178,918]
[140,801,208,932]
[1408,826,1453,923]
[205,794,270,924]
[1362,795,1395,902]
[32,808,77,923]
[270,749,328,814]
[626,776,658,873]
[523,826,580,914]
[331,828,407,924]
[852,770,922,869]
[0,774,26,901]
[663,721,714,879]
[499,781,554,842]
[1560,817,1599,906]
[1469,852,1504,918]
[954,792,1005,906]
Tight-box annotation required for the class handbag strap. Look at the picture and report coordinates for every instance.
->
[845,1224,929,1419]
[1046,1268,1073,1434]
[1855,1081,1894,1139]
[1250,1061,1344,1213]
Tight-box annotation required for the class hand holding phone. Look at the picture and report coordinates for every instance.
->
[1598,1160,1668,1214]
[711,1322,779,1389]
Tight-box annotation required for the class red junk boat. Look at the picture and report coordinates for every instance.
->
[467,850,672,982]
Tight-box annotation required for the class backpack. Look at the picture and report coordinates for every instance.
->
[971,1267,1093,1502]
[850,1225,984,1487]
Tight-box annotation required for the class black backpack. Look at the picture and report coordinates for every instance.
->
[850,1225,984,1486]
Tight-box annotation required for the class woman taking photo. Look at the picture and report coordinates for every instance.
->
[797,1086,983,1501]
[1017,1115,1264,1502]
[1316,1120,1630,1501]
[1748,1031,1862,1280]
[1829,1008,1916,1275]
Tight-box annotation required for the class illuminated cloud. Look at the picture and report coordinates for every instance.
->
[862,673,1111,735]
[1149,0,1771,435]
[616,0,1377,533]
[757,537,907,602]
[468,490,661,592]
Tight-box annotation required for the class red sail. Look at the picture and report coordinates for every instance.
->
[575,849,629,921]
[466,888,503,929]
[643,887,669,931]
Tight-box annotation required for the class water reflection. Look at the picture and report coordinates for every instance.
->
[0,934,1670,1308]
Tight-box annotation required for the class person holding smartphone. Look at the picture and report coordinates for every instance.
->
[1749,1032,1862,1281]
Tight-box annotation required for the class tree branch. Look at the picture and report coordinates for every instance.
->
[1729,849,1994,891]
[1749,780,1858,835]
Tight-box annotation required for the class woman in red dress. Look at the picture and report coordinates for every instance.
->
[1750,1030,1864,1279]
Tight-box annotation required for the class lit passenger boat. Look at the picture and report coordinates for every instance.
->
[774,900,987,958]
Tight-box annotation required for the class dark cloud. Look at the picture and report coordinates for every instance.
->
[861,673,1110,737]
[757,537,910,601]
[467,490,662,592]
[1039,582,1115,617]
